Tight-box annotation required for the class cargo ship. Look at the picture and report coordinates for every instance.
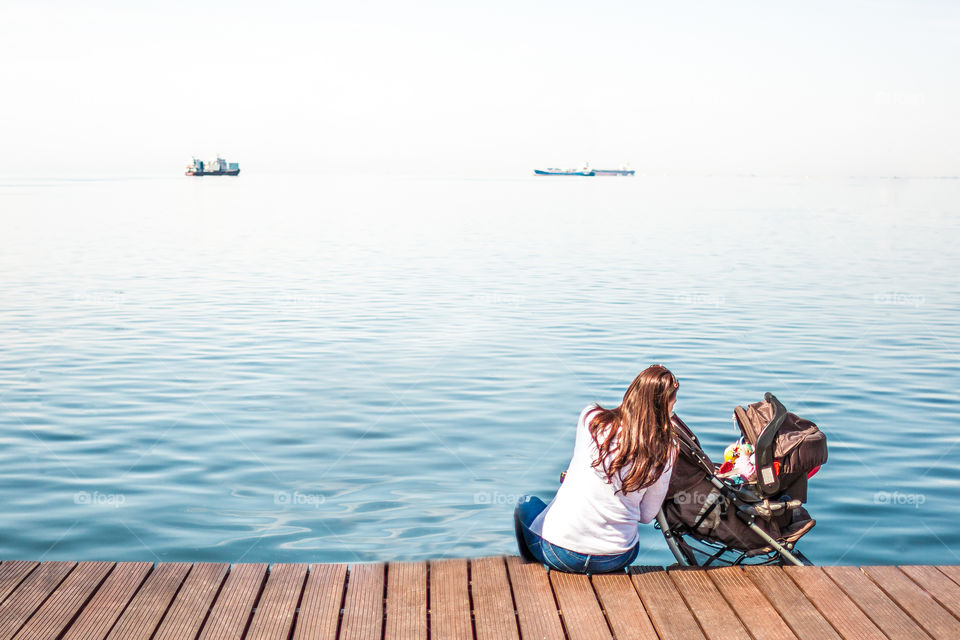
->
[534,164,594,176]
[534,163,634,176]
[186,156,240,176]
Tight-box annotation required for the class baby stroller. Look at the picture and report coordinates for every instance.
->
[656,393,827,567]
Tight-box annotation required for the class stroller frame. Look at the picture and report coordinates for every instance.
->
[655,495,811,568]
[657,393,814,568]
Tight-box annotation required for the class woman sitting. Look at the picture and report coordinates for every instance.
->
[514,364,678,573]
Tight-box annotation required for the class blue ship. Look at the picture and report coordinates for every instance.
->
[534,167,595,176]
[534,163,634,176]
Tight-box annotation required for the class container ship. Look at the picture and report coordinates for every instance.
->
[534,163,634,176]
[534,165,594,176]
[186,156,240,176]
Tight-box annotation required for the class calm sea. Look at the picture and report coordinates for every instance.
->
[1,173,958,565]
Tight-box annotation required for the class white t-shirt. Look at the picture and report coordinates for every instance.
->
[530,404,675,555]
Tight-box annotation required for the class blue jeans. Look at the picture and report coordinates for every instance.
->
[513,495,639,573]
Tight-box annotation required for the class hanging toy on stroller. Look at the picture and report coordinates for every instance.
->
[657,393,828,567]
[717,440,756,484]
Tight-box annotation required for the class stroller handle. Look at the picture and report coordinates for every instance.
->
[756,393,788,495]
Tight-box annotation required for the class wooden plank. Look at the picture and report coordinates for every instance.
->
[589,573,658,640]
[504,556,565,640]
[291,564,347,640]
[705,566,797,640]
[13,561,114,640]
[667,568,750,640]
[782,566,886,640]
[822,566,931,640]
[0,562,76,640]
[384,561,426,640]
[630,568,706,640]
[743,566,841,640]
[108,562,195,640]
[339,563,385,640]
[429,559,471,640]
[197,563,268,640]
[245,564,308,640]
[860,566,960,640]
[60,562,152,640]
[548,570,611,640]
[900,566,960,620]
[936,565,960,589]
[470,557,518,640]
[0,563,39,607]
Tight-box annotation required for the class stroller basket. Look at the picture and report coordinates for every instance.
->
[658,393,827,567]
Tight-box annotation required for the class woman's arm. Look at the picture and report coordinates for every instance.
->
[637,454,675,524]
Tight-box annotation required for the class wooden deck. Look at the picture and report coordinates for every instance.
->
[0,557,959,639]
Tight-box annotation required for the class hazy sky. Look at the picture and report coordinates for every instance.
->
[2,1,958,177]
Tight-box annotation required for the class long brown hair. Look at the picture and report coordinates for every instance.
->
[588,364,678,494]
